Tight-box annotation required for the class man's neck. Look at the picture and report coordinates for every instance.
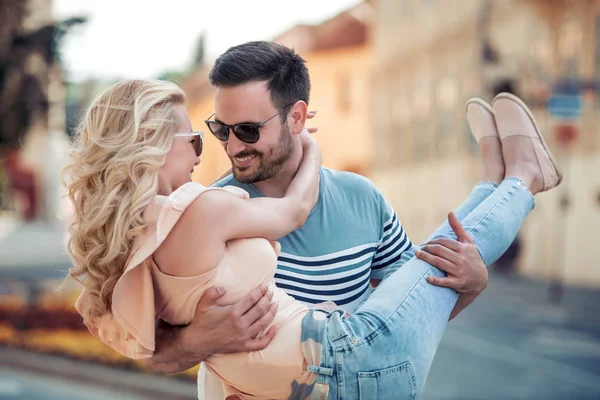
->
[253,146,304,198]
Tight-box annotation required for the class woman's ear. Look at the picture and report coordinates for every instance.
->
[289,101,308,135]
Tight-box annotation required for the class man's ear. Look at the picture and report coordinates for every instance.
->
[288,101,308,135]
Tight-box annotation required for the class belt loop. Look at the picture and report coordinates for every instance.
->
[306,365,334,376]
[327,310,349,342]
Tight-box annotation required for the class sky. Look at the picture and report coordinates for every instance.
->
[53,0,362,82]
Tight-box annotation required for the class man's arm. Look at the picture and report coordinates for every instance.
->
[369,203,487,318]
[142,320,201,373]
[415,212,488,320]
[367,183,487,317]
[141,285,277,373]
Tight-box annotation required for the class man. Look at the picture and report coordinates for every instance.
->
[142,41,488,398]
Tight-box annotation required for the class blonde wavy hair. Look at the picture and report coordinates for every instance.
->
[64,79,186,320]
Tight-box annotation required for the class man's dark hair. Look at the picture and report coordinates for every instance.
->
[209,41,310,113]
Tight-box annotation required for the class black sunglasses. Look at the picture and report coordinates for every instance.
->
[204,104,294,144]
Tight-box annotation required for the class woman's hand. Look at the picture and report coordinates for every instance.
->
[299,124,322,167]
[306,110,318,134]
[300,110,319,150]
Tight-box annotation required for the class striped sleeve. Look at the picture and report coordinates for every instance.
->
[370,202,412,280]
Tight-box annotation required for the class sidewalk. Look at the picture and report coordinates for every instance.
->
[0,212,19,244]
[0,347,197,400]
[0,215,71,280]
[423,271,600,400]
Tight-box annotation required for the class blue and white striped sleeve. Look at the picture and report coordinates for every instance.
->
[370,200,413,281]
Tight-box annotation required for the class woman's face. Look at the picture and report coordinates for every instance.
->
[158,105,201,194]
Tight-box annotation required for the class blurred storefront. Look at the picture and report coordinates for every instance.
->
[184,0,376,184]
[370,0,600,287]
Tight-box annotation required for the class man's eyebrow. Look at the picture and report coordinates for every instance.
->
[215,117,260,125]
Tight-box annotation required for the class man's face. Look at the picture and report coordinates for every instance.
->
[213,81,293,183]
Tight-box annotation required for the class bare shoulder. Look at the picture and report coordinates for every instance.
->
[191,185,249,210]
[187,187,239,214]
[153,189,237,277]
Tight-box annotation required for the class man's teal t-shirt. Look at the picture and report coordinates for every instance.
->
[212,167,412,313]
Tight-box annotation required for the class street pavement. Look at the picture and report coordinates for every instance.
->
[0,368,148,400]
[0,348,196,400]
[0,219,71,281]
[423,271,600,400]
[0,254,598,399]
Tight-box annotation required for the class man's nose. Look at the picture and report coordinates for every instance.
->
[226,131,247,156]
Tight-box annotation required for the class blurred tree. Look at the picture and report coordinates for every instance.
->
[157,33,206,83]
[192,32,206,68]
[0,0,85,220]
[157,70,186,82]
[0,1,85,153]
[0,0,30,152]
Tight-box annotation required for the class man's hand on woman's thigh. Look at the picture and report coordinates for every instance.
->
[414,212,488,319]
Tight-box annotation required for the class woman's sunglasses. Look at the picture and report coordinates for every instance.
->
[173,131,204,157]
[204,104,293,144]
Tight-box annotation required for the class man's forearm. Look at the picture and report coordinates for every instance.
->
[448,292,478,321]
[142,323,209,373]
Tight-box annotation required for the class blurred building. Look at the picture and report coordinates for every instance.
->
[371,0,600,287]
[184,0,376,184]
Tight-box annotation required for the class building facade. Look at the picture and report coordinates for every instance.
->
[371,0,600,287]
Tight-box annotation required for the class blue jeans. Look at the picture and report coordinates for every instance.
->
[296,178,535,400]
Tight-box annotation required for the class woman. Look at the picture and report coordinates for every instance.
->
[66,80,561,400]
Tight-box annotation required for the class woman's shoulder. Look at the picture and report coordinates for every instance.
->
[158,183,250,240]
[165,182,208,211]
[182,184,250,218]
[153,183,232,277]
[154,182,248,219]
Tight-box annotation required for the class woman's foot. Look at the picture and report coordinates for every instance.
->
[466,98,505,184]
[492,93,562,195]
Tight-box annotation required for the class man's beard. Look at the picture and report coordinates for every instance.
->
[231,123,294,184]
